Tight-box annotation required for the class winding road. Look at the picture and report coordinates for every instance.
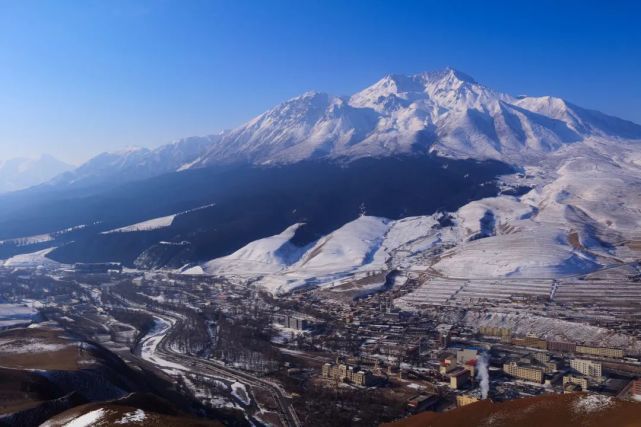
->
[136,310,301,427]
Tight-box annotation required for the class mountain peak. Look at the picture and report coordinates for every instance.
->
[442,67,477,83]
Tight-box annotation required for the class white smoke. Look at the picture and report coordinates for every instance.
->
[476,352,490,399]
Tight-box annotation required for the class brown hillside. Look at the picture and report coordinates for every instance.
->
[383,393,641,427]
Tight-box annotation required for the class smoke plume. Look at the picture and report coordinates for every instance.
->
[477,352,490,399]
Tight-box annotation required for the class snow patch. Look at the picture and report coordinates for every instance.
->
[572,394,614,414]
[115,409,146,424]
[231,381,251,406]
[62,408,107,427]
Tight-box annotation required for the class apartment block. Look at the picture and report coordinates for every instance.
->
[570,359,602,378]
[563,375,588,391]
[575,345,624,359]
[503,362,544,383]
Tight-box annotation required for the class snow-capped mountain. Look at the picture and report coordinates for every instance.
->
[191,68,641,167]
[50,68,641,190]
[0,154,72,193]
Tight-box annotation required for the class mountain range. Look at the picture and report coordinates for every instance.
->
[1,68,640,293]
[30,68,641,191]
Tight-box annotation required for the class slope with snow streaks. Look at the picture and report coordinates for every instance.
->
[102,203,216,234]
[292,216,391,274]
[199,223,307,275]
[1,248,60,269]
[432,228,600,279]
[103,214,176,234]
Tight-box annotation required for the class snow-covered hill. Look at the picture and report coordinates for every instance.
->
[0,155,72,193]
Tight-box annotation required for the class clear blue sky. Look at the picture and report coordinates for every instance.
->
[1,0,640,164]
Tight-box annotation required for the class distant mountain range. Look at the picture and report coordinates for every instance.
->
[0,155,72,193]
[1,68,640,287]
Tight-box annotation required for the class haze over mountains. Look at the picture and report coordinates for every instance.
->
[1,68,641,293]
[0,154,72,193]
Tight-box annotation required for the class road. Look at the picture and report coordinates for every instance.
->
[135,309,301,427]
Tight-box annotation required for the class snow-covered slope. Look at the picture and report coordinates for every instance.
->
[0,154,72,193]
[101,203,215,234]
[189,131,641,292]
[291,216,391,274]
[195,223,308,275]
[102,214,177,234]
[193,216,394,293]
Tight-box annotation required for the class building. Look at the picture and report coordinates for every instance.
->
[462,359,478,377]
[288,316,309,330]
[563,375,588,391]
[456,394,480,407]
[437,324,453,348]
[478,326,511,338]
[564,383,582,394]
[575,345,624,359]
[439,362,458,375]
[570,359,602,378]
[448,367,471,390]
[407,394,439,413]
[351,369,373,386]
[73,262,122,274]
[548,341,576,353]
[503,362,544,383]
[512,335,547,350]
[274,314,310,331]
[532,352,550,363]
[321,363,375,386]
[439,353,457,375]
[457,348,479,365]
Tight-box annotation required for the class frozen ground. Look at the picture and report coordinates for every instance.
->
[114,409,146,424]
[102,203,215,234]
[60,408,106,427]
[231,381,252,406]
[0,303,38,328]
[1,248,60,269]
[103,214,176,233]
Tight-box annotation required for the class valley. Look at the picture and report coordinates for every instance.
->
[1,254,641,425]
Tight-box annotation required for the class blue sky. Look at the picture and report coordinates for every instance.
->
[1,0,640,164]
